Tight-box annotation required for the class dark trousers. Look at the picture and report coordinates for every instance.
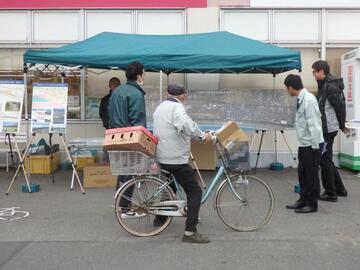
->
[160,163,202,232]
[298,147,321,207]
[117,176,133,208]
[320,131,346,196]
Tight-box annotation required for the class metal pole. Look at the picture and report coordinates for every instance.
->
[23,66,29,143]
[80,69,86,120]
[159,70,163,102]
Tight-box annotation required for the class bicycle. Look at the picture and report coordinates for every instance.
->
[0,207,30,221]
[109,131,275,237]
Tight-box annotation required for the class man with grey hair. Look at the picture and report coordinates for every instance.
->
[153,84,212,244]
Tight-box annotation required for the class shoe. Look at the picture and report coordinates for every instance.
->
[182,232,210,244]
[153,217,167,227]
[286,200,305,210]
[337,189,348,197]
[295,206,318,213]
[319,193,337,202]
[120,210,146,219]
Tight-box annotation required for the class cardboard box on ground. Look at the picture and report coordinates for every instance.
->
[83,164,117,188]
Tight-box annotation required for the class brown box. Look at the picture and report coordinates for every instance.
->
[24,152,60,174]
[75,156,97,170]
[83,164,117,188]
[103,126,158,156]
[216,121,249,148]
[190,140,217,171]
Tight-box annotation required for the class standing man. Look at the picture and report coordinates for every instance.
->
[99,77,121,129]
[108,61,146,217]
[312,60,348,201]
[100,77,120,163]
[284,74,324,214]
[153,84,212,243]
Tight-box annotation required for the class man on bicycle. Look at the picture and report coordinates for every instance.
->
[153,84,212,244]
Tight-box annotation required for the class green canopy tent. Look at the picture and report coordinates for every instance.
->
[24,31,301,74]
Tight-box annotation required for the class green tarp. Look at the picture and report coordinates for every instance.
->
[24,31,301,74]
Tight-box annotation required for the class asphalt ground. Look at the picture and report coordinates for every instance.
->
[0,168,359,270]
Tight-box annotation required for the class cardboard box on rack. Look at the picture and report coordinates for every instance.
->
[103,126,158,156]
[216,121,249,149]
[190,140,216,171]
[83,164,117,188]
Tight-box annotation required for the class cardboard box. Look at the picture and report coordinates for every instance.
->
[75,156,97,170]
[83,164,117,188]
[216,121,249,149]
[103,126,158,156]
[190,140,216,170]
[24,152,60,174]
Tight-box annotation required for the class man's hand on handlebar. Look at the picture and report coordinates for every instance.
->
[202,132,213,143]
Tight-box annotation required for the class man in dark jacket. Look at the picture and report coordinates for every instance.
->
[312,60,348,201]
[99,77,120,129]
[108,61,146,218]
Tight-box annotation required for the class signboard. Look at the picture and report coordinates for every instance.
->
[0,0,206,9]
[0,80,24,134]
[31,83,68,134]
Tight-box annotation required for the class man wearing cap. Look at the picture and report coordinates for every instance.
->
[153,84,212,244]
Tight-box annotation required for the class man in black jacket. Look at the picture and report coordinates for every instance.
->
[99,77,120,129]
[312,60,348,201]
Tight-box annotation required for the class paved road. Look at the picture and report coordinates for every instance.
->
[0,169,359,270]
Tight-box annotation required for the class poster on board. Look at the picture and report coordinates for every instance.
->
[31,83,68,134]
[0,80,24,134]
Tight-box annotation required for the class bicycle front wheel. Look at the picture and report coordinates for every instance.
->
[115,176,175,237]
[215,174,274,232]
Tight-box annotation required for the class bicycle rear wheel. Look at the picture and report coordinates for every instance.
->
[215,174,274,232]
[115,176,175,237]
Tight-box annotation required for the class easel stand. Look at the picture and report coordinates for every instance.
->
[4,133,16,171]
[250,129,298,174]
[6,132,85,195]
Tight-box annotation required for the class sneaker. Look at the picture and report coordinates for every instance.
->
[337,189,348,197]
[120,210,146,219]
[182,232,210,244]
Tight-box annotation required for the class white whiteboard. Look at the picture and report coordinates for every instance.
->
[86,11,133,38]
[137,11,184,34]
[0,12,29,42]
[222,11,269,41]
[274,11,320,42]
[33,11,80,43]
[327,12,360,42]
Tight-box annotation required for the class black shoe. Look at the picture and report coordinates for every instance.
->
[337,189,348,197]
[319,193,337,202]
[295,206,318,213]
[153,217,167,227]
[286,200,305,210]
[182,232,210,244]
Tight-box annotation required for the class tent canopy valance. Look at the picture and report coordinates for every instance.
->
[24,31,301,75]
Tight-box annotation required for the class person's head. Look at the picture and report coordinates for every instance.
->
[109,77,120,91]
[312,60,330,81]
[125,61,145,85]
[167,84,186,102]
[284,74,304,96]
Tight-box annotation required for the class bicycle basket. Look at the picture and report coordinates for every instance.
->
[108,151,158,175]
[223,140,251,172]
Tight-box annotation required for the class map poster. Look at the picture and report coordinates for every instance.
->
[0,80,25,134]
[31,83,68,134]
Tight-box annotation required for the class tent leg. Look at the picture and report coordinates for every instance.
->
[23,65,29,143]
[159,70,163,102]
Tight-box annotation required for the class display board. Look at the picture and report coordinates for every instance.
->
[0,80,24,134]
[31,83,68,133]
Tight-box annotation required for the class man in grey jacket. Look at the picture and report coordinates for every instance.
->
[153,84,212,244]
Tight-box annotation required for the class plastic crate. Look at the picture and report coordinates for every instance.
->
[108,151,158,176]
[75,156,97,170]
[24,152,60,174]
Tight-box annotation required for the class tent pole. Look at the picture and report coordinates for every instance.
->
[23,65,29,143]
[159,70,163,102]
[80,69,86,120]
